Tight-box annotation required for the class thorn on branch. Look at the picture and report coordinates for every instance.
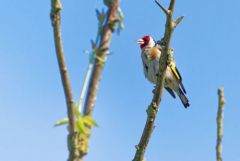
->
[173,16,184,28]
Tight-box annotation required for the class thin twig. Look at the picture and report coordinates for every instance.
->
[50,0,79,160]
[133,1,183,161]
[216,88,225,161]
[78,57,94,112]
[155,0,169,15]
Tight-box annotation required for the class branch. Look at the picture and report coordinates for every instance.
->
[78,0,121,160]
[216,88,225,161]
[84,0,120,115]
[133,1,183,161]
[50,0,79,160]
[168,0,176,12]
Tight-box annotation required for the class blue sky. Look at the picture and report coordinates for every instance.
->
[0,0,240,161]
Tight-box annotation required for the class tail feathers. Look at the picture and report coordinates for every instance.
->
[180,82,186,94]
[178,88,190,108]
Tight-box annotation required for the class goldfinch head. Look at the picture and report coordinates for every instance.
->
[137,35,155,49]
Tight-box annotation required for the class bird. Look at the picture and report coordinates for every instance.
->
[137,35,189,108]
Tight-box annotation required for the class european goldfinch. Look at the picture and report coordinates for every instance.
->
[137,35,189,108]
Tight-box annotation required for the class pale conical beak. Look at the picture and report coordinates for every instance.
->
[137,39,144,45]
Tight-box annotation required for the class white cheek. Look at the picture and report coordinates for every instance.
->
[148,39,155,47]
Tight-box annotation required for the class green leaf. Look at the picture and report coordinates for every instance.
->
[77,119,87,134]
[96,9,105,24]
[82,115,98,127]
[54,118,69,127]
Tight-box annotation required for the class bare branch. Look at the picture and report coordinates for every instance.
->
[216,88,225,161]
[78,0,121,160]
[83,0,120,116]
[155,0,169,15]
[133,1,183,161]
[168,0,176,12]
[50,0,79,160]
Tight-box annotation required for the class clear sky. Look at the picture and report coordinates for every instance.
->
[0,0,240,161]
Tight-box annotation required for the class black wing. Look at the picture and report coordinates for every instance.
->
[165,87,176,98]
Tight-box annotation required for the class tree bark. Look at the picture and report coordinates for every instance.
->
[50,1,79,160]
[216,88,225,161]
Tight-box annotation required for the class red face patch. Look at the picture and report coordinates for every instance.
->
[140,36,151,48]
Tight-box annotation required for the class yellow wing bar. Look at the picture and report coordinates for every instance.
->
[169,62,181,81]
